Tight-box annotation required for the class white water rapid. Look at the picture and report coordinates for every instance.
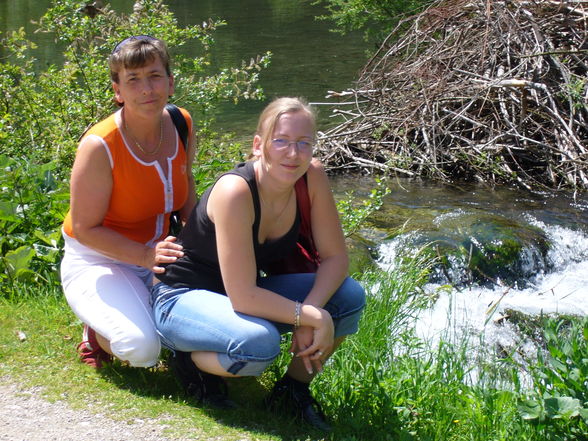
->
[377,219,588,349]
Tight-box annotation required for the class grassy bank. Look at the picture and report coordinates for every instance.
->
[1,253,586,441]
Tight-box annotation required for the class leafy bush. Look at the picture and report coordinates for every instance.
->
[517,317,588,440]
[0,0,270,172]
[0,0,270,293]
[336,177,390,237]
[314,0,434,43]
[0,155,68,289]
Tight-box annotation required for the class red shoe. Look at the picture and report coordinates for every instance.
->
[76,325,112,368]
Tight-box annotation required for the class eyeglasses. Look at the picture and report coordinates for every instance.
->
[271,138,314,153]
[111,35,157,54]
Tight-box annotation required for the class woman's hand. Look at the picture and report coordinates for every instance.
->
[293,308,334,374]
[151,236,184,273]
[291,326,319,373]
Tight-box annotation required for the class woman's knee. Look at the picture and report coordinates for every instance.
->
[337,277,367,313]
[220,322,281,376]
[231,320,281,360]
[329,277,366,337]
[110,330,161,368]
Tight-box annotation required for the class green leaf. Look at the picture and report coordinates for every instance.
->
[544,397,581,419]
[518,399,544,420]
[13,268,37,282]
[0,201,18,221]
[33,230,61,248]
[3,246,35,274]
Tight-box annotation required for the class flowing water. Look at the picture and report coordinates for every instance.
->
[356,176,588,350]
[3,1,587,351]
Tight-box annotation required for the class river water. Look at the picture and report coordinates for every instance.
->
[3,1,587,350]
[359,176,588,350]
[0,0,368,136]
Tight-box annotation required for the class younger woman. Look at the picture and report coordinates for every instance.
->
[151,97,365,431]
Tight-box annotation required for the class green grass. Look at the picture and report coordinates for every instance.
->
[0,286,314,440]
[1,255,586,440]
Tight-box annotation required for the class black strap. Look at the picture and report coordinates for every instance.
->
[165,103,188,150]
[165,103,190,236]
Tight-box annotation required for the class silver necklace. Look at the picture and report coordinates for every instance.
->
[123,110,163,156]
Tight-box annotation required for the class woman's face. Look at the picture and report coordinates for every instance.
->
[112,56,174,115]
[253,111,314,184]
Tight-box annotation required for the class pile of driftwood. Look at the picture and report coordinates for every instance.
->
[316,0,588,190]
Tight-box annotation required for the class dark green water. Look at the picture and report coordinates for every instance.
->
[171,0,370,135]
[0,0,369,136]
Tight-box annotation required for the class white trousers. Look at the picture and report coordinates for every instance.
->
[60,233,160,367]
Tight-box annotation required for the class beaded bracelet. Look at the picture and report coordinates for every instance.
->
[294,301,301,331]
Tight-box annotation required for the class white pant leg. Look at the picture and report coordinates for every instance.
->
[60,233,160,367]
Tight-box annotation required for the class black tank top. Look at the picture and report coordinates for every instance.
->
[158,161,300,293]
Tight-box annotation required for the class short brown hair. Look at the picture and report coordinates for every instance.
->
[108,36,171,83]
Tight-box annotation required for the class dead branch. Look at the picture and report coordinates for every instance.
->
[317,0,588,190]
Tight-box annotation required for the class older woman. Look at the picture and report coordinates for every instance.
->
[60,36,196,368]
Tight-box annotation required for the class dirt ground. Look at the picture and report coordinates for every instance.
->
[0,379,184,441]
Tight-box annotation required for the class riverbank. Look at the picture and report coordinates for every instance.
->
[2,261,586,440]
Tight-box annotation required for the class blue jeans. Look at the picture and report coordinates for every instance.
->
[151,273,365,376]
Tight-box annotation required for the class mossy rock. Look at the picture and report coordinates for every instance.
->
[382,210,552,287]
[346,235,378,276]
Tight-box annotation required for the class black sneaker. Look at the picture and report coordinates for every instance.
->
[168,351,237,409]
[266,376,332,432]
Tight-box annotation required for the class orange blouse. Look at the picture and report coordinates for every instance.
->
[63,108,191,246]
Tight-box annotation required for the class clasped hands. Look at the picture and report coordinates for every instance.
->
[291,314,334,375]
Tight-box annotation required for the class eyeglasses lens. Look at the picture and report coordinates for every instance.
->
[271,139,313,152]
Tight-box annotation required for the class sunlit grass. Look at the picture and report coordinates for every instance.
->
[1,260,586,440]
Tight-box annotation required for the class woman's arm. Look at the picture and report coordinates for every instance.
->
[69,136,175,270]
[287,159,348,371]
[303,159,349,308]
[208,174,333,330]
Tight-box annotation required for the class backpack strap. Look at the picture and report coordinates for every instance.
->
[295,174,311,235]
[294,174,320,266]
[165,103,188,150]
[165,103,190,236]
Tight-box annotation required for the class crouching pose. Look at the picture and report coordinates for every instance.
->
[61,36,196,368]
[151,97,365,431]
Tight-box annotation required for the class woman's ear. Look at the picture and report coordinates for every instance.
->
[252,134,263,158]
[168,74,175,97]
[112,82,123,105]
